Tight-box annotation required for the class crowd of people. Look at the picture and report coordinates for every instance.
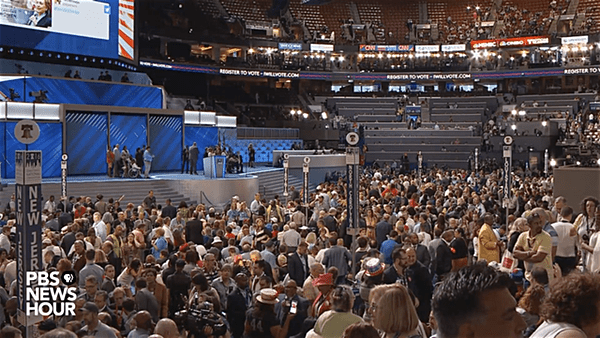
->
[1,164,600,338]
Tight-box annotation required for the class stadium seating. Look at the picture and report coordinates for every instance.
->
[576,0,600,33]
[289,0,328,37]
[220,0,272,22]
[319,2,353,42]
[379,0,419,43]
[198,0,222,18]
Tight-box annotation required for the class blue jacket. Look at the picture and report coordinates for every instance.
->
[143,150,153,162]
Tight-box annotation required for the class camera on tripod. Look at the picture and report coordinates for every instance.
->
[29,90,49,103]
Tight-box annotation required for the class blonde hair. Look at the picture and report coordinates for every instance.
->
[373,286,420,335]
[368,284,396,304]
[305,232,317,244]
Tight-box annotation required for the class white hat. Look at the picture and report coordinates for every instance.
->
[257,289,279,305]
[212,237,223,244]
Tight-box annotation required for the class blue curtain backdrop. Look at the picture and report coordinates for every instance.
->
[109,114,147,163]
[0,77,162,108]
[219,129,300,163]
[149,115,183,172]
[65,112,108,175]
[184,126,219,171]
[3,122,62,178]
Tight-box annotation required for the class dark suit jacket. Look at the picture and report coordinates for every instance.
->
[375,220,392,248]
[323,215,337,233]
[60,232,75,256]
[161,205,177,219]
[185,219,204,245]
[415,243,431,268]
[408,261,433,323]
[29,14,51,28]
[107,250,122,278]
[135,288,159,323]
[287,252,309,286]
[435,241,453,277]
[98,305,118,328]
[383,265,408,285]
[275,294,309,338]
[227,286,249,338]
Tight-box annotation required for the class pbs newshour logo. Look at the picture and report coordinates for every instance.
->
[25,271,77,316]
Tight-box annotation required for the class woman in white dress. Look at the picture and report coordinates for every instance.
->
[575,197,599,271]
[580,204,600,273]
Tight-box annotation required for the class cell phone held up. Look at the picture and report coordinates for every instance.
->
[290,300,298,314]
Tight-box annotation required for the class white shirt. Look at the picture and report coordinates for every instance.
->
[162,225,173,243]
[44,200,56,213]
[250,199,261,214]
[0,233,10,252]
[418,231,432,247]
[552,221,577,258]
[282,229,301,247]
[93,221,107,242]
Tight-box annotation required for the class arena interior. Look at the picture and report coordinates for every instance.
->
[1,0,600,337]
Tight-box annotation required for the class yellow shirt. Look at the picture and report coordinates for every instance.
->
[516,230,554,282]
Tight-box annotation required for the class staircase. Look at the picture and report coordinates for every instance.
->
[0,179,197,211]
[254,169,315,201]
[566,0,580,15]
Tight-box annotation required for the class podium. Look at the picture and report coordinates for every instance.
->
[203,156,226,178]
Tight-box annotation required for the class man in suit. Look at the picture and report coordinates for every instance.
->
[227,273,252,338]
[323,208,338,233]
[102,241,122,278]
[289,186,300,201]
[478,213,501,263]
[189,142,199,175]
[113,144,121,178]
[161,199,177,219]
[322,238,352,285]
[375,214,393,249]
[406,246,433,323]
[185,212,204,245]
[134,279,160,323]
[409,232,431,268]
[94,290,118,328]
[166,260,191,317]
[435,230,454,281]
[275,280,309,338]
[287,241,309,286]
[383,246,409,283]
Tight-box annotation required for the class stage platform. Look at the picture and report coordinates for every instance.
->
[0,166,281,210]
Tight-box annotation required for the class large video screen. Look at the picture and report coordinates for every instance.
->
[0,0,136,62]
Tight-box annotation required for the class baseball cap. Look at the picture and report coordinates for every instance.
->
[79,302,99,314]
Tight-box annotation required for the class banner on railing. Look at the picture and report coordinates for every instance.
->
[359,44,414,52]
[471,36,550,49]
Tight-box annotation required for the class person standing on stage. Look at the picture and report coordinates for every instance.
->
[182,145,189,174]
[143,146,154,178]
[189,142,199,175]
